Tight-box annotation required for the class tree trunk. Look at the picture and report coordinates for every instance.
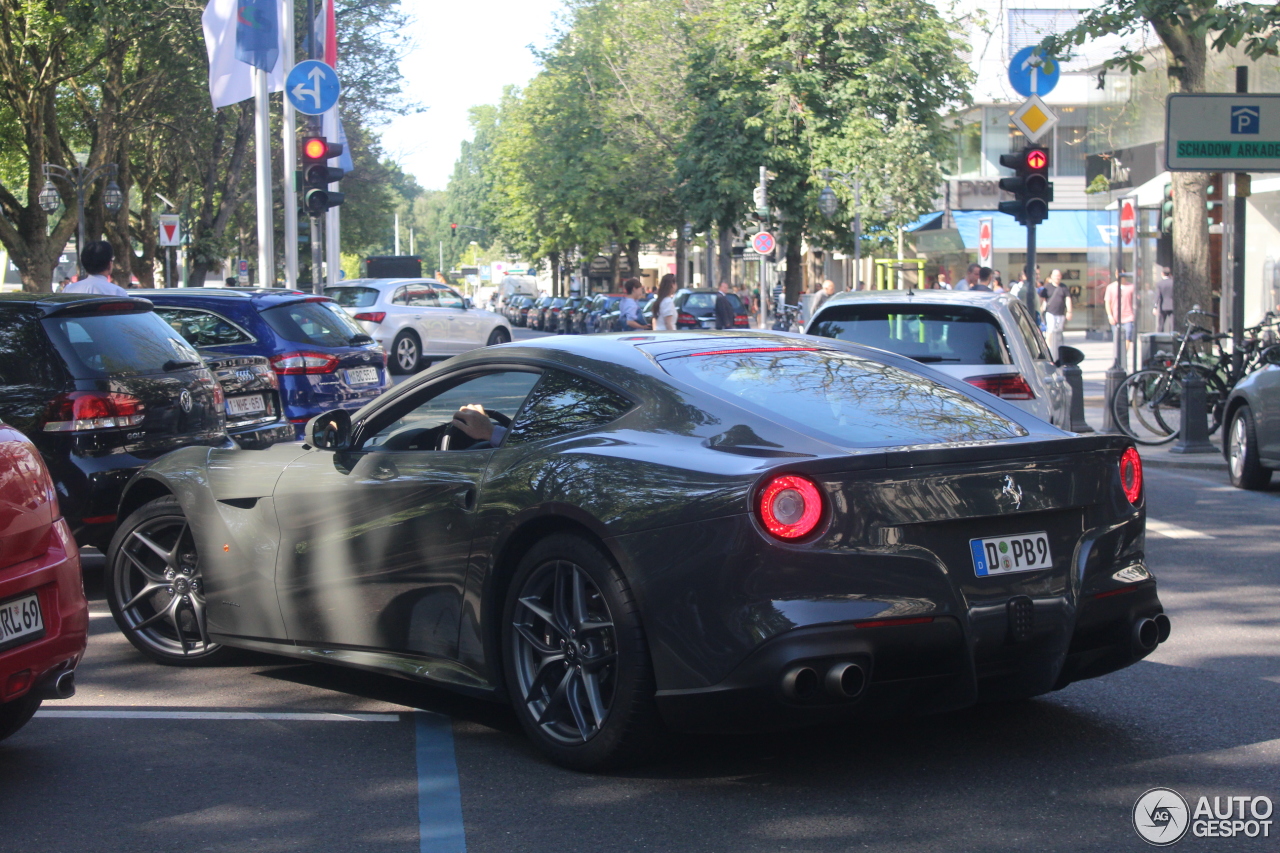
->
[717,222,734,286]
[626,238,641,289]
[1150,20,1212,325]
[549,250,561,296]
[674,227,687,287]
[187,105,254,288]
[784,235,803,304]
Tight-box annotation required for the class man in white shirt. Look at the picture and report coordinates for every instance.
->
[61,241,129,296]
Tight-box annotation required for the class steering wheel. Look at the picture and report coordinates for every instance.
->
[438,408,512,451]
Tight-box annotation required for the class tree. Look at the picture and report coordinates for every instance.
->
[1042,1,1280,321]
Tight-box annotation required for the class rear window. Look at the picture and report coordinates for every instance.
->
[325,287,380,308]
[42,310,203,378]
[661,347,1026,448]
[261,300,366,347]
[683,293,717,312]
[809,304,1012,366]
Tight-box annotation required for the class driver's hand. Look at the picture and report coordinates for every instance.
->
[451,404,494,441]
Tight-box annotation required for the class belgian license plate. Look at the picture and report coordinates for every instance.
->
[970,532,1052,576]
[0,593,44,651]
[346,366,378,385]
[226,394,265,416]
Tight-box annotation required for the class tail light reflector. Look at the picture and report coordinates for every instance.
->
[43,391,145,432]
[757,474,823,540]
[270,351,341,375]
[354,312,386,323]
[964,373,1036,400]
[1120,446,1143,505]
[733,315,750,327]
[677,312,698,326]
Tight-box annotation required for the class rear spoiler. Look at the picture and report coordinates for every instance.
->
[783,434,1134,477]
[41,296,154,317]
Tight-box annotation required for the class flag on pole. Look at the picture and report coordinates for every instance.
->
[202,0,287,109]
[235,0,280,71]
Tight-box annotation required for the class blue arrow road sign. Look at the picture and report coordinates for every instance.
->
[1008,46,1060,98]
[286,60,340,115]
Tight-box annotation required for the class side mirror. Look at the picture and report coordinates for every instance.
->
[305,409,352,451]
[462,297,473,310]
[1056,345,1085,367]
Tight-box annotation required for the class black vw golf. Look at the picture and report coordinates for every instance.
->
[106,332,1166,769]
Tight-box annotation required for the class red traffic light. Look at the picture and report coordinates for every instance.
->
[303,137,328,161]
[1026,149,1047,171]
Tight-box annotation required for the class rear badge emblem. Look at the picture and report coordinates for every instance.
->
[179,389,193,413]
[1001,475,1023,510]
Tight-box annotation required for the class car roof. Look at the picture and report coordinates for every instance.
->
[817,289,1011,308]
[329,279,443,289]
[129,288,328,306]
[0,293,155,315]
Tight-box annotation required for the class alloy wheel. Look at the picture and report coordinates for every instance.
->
[1229,414,1247,481]
[112,514,218,657]
[510,559,617,744]
[395,336,419,372]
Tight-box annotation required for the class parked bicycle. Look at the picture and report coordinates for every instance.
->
[1110,307,1279,445]
[771,303,802,333]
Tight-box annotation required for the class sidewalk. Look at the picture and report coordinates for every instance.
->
[1066,331,1226,473]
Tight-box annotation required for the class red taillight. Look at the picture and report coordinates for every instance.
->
[733,315,750,327]
[757,474,824,540]
[677,312,697,325]
[964,373,1036,400]
[354,312,386,323]
[1120,446,1143,505]
[270,351,340,375]
[43,391,146,432]
[209,380,225,408]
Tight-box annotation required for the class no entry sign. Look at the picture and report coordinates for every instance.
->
[1120,198,1136,246]
[978,218,993,266]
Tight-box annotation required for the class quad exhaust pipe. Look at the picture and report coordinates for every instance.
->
[1133,614,1172,654]
[781,661,868,702]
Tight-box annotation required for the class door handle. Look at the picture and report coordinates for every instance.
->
[455,487,477,511]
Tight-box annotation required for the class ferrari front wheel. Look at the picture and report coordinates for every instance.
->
[502,534,660,770]
[106,496,230,665]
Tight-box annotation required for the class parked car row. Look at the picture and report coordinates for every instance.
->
[505,289,752,334]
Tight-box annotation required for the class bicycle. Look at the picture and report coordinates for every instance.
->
[771,303,802,333]
[1111,308,1279,445]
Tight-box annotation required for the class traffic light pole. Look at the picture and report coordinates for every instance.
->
[1023,223,1037,319]
[306,0,324,294]
[1231,66,1249,378]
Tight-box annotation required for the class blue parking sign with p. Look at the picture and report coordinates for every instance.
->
[1231,105,1260,134]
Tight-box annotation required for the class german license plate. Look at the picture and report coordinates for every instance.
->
[970,532,1052,576]
[225,394,265,416]
[0,593,44,652]
[345,366,378,385]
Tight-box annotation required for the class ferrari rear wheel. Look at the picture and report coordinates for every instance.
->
[503,534,660,770]
[106,496,229,666]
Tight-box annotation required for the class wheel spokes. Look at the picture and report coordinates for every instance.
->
[123,547,169,584]
[132,530,174,565]
[514,622,560,655]
[122,580,167,611]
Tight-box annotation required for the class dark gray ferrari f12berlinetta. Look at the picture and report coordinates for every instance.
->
[106,331,1167,770]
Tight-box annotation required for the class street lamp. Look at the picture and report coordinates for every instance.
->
[40,162,124,275]
[820,168,862,289]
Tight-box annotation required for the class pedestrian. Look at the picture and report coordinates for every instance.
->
[935,271,952,290]
[971,267,994,292]
[992,270,1005,293]
[617,278,646,331]
[61,241,129,296]
[956,262,980,292]
[1039,268,1072,355]
[771,278,784,316]
[1104,269,1136,360]
[714,280,736,330]
[814,279,836,311]
[652,273,677,331]
[1154,266,1174,333]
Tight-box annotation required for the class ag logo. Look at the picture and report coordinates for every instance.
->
[1134,787,1190,846]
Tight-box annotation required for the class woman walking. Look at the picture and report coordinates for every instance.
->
[652,273,678,331]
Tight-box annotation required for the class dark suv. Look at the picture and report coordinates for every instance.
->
[0,294,230,548]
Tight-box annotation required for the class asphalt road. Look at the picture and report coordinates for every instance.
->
[2,446,1277,851]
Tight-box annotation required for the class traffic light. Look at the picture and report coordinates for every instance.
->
[1206,173,1224,226]
[997,146,1053,226]
[1161,183,1174,235]
[301,136,345,217]
[450,223,458,239]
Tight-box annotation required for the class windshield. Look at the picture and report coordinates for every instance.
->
[661,347,1026,448]
[324,287,380,308]
[809,304,1012,365]
[261,300,367,347]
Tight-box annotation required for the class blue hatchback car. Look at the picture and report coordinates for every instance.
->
[135,289,389,437]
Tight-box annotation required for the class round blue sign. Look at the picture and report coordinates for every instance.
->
[1008,47,1060,98]
[286,60,341,115]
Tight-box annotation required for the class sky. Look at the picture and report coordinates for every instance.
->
[377,0,565,191]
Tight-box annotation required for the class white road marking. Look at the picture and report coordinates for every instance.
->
[35,709,401,722]
[1146,518,1216,540]
[87,611,111,618]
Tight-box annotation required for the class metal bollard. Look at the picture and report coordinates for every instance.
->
[1102,324,1128,434]
[1062,361,1094,433]
[1170,369,1216,454]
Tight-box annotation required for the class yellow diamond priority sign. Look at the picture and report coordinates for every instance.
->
[1012,95,1059,144]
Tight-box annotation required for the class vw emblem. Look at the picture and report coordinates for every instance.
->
[1000,475,1023,509]
[179,389,193,413]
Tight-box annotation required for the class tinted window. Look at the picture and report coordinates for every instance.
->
[154,307,254,348]
[1011,301,1052,360]
[325,287,380,308]
[809,304,1012,366]
[683,293,717,312]
[0,312,57,387]
[363,371,541,450]
[661,348,1026,448]
[261,300,365,347]
[42,310,202,378]
[506,370,633,445]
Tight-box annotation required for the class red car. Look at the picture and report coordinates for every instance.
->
[0,424,88,741]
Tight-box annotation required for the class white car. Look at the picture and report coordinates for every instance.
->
[805,289,1073,428]
[325,279,513,374]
